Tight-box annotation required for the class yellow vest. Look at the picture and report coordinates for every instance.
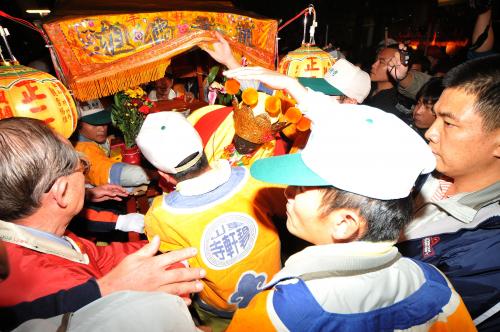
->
[145,168,286,312]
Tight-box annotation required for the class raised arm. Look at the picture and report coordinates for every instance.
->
[471,8,494,53]
[223,67,308,104]
[387,46,431,100]
[201,31,241,70]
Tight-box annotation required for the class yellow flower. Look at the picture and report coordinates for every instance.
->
[124,86,146,99]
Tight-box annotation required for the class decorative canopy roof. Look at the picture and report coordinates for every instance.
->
[43,1,277,101]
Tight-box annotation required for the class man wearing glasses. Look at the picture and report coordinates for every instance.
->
[0,117,205,330]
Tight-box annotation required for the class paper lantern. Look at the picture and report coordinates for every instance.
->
[0,65,77,138]
[278,44,336,78]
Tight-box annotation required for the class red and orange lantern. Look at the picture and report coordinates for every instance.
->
[0,65,78,138]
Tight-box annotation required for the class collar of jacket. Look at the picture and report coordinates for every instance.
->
[0,220,89,264]
[432,180,500,223]
[269,241,398,285]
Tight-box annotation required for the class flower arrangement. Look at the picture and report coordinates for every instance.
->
[111,86,155,148]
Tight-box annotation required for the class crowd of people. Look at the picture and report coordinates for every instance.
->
[0,4,499,332]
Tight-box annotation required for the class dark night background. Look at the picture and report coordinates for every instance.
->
[1,0,498,71]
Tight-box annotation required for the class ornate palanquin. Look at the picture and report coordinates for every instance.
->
[43,1,277,101]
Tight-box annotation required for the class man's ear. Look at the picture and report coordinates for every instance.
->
[48,176,70,208]
[158,171,178,185]
[493,130,500,158]
[329,208,366,242]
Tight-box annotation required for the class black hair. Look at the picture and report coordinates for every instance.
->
[170,152,209,182]
[443,55,500,132]
[411,51,431,73]
[416,77,444,105]
[319,187,412,242]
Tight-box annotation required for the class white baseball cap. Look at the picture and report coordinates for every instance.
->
[77,99,111,125]
[251,104,435,200]
[298,59,371,103]
[136,112,203,174]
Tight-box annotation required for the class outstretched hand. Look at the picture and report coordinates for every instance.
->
[97,236,205,305]
[86,184,129,202]
[387,44,409,81]
[200,31,240,69]
[223,66,308,103]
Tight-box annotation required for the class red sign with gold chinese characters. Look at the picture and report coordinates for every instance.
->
[0,65,78,138]
[43,11,277,101]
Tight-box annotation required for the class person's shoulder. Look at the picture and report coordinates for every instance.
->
[74,140,101,153]
[74,140,97,148]
[146,193,169,213]
[64,231,99,251]
[233,166,280,196]
[148,90,158,101]
[168,89,177,100]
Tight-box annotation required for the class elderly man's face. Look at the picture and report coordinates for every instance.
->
[79,122,108,144]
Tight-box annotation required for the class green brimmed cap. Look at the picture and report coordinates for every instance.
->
[78,99,111,125]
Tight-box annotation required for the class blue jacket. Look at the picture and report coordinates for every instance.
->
[399,177,500,330]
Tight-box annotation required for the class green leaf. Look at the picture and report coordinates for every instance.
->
[207,66,220,85]
[110,91,150,148]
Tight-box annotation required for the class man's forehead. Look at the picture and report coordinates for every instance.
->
[157,77,172,84]
[378,48,397,57]
[434,88,476,118]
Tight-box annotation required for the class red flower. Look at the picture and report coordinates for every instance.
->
[138,105,150,114]
[178,23,189,34]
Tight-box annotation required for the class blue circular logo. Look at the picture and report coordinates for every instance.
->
[200,213,258,270]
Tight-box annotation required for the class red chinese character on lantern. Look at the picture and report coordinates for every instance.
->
[0,91,13,118]
[304,57,320,74]
[42,117,55,125]
[0,90,8,104]
[48,86,58,97]
[15,80,48,113]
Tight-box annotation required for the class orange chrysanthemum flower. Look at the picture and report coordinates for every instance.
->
[224,79,240,95]
[296,116,311,132]
[241,88,259,107]
[274,90,296,110]
[265,96,281,117]
[283,107,302,124]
